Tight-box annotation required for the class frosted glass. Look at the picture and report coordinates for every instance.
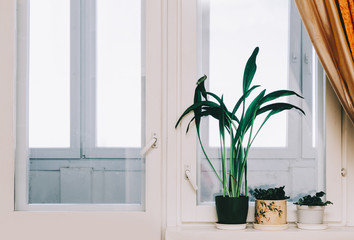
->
[96,0,142,148]
[207,0,289,147]
[29,0,71,148]
[27,1,145,208]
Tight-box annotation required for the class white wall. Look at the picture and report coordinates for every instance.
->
[343,113,354,225]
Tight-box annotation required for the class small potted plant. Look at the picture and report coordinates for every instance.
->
[294,191,333,229]
[175,47,304,229]
[253,186,290,230]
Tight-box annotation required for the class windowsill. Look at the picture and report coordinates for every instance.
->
[165,224,354,240]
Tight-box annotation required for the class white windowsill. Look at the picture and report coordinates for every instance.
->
[165,224,354,240]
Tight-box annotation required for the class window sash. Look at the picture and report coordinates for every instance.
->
[16,0,162,213]
[29,0,81,159]
[29,0,145,160]
[177,0,339,223]
[197,0,302,159]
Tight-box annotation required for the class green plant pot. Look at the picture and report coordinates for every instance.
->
[215,196,249,224]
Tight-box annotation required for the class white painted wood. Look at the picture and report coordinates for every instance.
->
[165,225,354,240]
[166,0,180,227]
[344,114,354,226]
[326,78,344,223]
[8,1,163,240]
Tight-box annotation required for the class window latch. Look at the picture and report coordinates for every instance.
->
[341,168,347,177]
[140,134,158,156]
[185,169,198,191]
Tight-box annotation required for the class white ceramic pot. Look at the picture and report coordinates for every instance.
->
[296,205,325,224]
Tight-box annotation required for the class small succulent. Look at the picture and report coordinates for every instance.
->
[294,191,333,206]
[253,186,290,200]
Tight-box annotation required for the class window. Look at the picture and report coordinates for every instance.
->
[16,0,151,211]
[196,0,324,204]
[0,0,348,238]
[6,0,162,237]
[176,0,336,223]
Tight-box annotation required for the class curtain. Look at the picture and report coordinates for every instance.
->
[294,0,354,124]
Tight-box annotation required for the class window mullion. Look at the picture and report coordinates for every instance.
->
[301,22,317,158]
[71,0,81,158]
[80,0,97,159]
[287,0,302,157]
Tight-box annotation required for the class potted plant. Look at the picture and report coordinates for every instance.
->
[175,47,304,229]
[294,191,333,229]
[253,186,290,230]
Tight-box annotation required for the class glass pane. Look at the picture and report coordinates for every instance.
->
[204,0,289,148]
[27,0,145,209]
[96,0,142,148]
[29,0,71,148]
[197,0,324,204]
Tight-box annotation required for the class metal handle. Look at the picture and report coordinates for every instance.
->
[185,169,198,191]
[341,168,347,177]
[140,135,157,156]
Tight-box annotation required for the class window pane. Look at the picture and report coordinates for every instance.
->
[197,0,325,204]
[26,0,145,209]
[96,0,142,148]
[29,0,71,148]
[204,0,289,148]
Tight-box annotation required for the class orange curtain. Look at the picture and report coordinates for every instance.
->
[295,0,354,124]
[338,0,354,59]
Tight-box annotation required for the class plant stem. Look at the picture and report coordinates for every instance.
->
[229,121,235,197]
[241,112,257,196]
[219,123,229,197]
[197,131,222,183]
[236,138,243,197]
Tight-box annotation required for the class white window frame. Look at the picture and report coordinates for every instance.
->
[80,0,145,159]
[168,0,343,224]
[0,0,349,239]
[15,0,162,213]
[27,0,144,160]
[1,0,163,238]
[28,0,81,159]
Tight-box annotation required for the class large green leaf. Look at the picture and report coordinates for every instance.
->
[185,106,229,133]
[250,104,304,146]
[232,85,260,116]
[175,101,220,129]
[257,102,305,116]
[196,75,208,100]
[261,90,303,104]
[243,47,259,94]
[236,89,266,141]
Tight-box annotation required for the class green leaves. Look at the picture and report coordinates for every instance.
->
[294,191,333,206]
[243,47,259,95]
[175,100,220,131]
[253,186,290,200]
[174,47,305,197]
[261,90,303,103]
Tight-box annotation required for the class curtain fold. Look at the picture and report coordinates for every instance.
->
[337,0,354,59]
[295,0,354,124]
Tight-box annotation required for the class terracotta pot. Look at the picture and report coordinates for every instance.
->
[215,196,249,224]
[296,205,325,224]
[255,200,287,224]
